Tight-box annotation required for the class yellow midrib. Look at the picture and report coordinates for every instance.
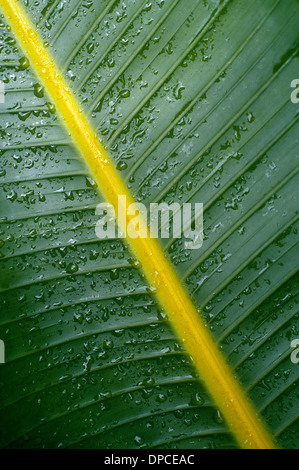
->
[1,0,276,449]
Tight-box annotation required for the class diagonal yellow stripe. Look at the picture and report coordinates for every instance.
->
[2,0,276,449]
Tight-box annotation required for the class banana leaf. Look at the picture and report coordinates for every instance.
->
[0,0,298,449]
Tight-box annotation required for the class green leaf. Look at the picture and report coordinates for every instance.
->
[0,0,298,449]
